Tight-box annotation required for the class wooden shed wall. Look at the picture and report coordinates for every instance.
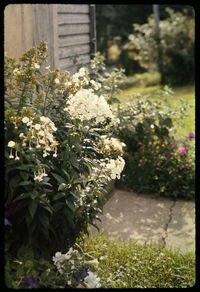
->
[57,4,92,73]
[4,4,96,73]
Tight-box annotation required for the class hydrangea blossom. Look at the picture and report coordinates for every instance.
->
[64,89,114,123]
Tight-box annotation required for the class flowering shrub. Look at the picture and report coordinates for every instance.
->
[114,92,195,199]
[4,41,125,255]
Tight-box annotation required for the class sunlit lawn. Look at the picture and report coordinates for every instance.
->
[116,85,195,137]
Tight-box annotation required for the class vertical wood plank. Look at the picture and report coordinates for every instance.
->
[89,4,97,55]
[32,4,59,70]
[48,5,59,69]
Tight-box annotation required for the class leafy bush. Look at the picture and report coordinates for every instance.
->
[5,233,195,288]
[119,72,161,90]
[113,90,195,199]
[4,42,126,256]
[124,8,195,86]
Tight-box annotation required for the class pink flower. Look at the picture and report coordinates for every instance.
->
[178,146,187,155]
[171,142,177,148]
[182,163,189,168]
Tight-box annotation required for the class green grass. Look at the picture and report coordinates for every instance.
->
[116,85,195,137]
[79,232,195,288]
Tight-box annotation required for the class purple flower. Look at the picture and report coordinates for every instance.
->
[187,132,195,139]
[73,264,91,282]
[21,277,40,289]
[178,146,187,156]
[4,217,12,227]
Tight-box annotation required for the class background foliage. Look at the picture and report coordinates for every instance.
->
[113,91,195,199]
[96,5,194,86]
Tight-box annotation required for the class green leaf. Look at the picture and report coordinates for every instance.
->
[15,193,31,200]
[58,183,67,191]
[51,172,66,184]
[52,192,66,201]
[62,169,70,180]
[53,202,65,211]
[28,200,38,219]
[30,191,39,200]
[70,191,79,200]
[18,181,33,186]
[65,199,75,212]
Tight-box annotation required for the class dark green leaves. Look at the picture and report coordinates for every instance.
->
[28,200,38,219]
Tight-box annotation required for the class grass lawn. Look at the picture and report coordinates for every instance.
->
[116,85,195,137]
[80,232,195,288]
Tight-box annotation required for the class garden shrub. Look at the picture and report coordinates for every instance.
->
[4,42,126,256]
[5,233,195,288]
[113,90,195,199]
[124,7,194,86]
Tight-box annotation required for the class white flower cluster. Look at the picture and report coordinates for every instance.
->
[20,116,58,157]
[84,271,101,288]
[62,67,89,89]
[99,135,126,154]
[64,89,114,123]
[90,79,101,91]
[52,248,78,274]
[53,248,101,288]
[7,140,19,160]
[34,168,48,182]
[100,156,125,180]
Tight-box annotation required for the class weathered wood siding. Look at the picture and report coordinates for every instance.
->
[4,4,96,73]
[57,4,93,73]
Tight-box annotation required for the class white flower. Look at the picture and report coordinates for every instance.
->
[13,68,19,74]
[34,124,41,130]
[101,156,125,180]
[54,78,60,84]
[38,130,45,136]
[90,80,101,90]
[19,133,24,138]
[64,81,72,87]
[8,141,15,147]
[34,63,40,69]
[78,67,88,77]
[22,117,30,124]
[84,271,101,288]
[40,116,51,123]
[47,133,54,142]
[45,65,50,70]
